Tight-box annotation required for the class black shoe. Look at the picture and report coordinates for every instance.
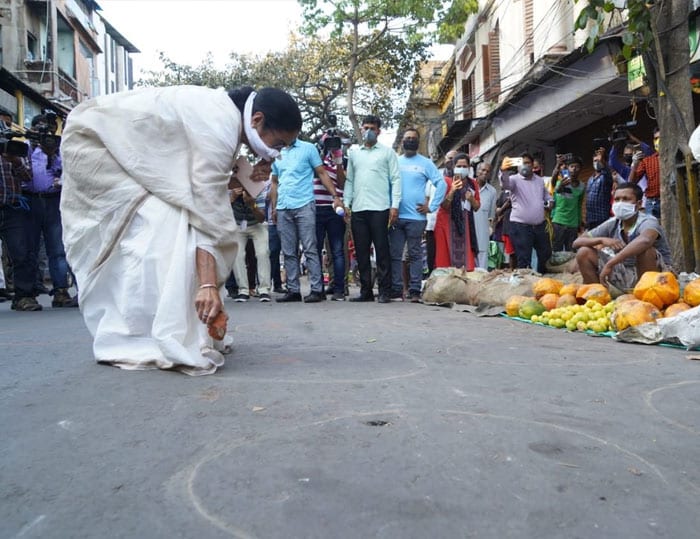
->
[273,286,287,294]
[349,295,374,302]
[377,295,390,304]
[304,292,324,303]
[276,292,302,303]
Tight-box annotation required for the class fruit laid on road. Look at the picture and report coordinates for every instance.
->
[664,302,691,318]
[576,283,612,306]
[683,278,700,307]
[505,294,531,317]
[559,283,580,297]
[610,299,662,331]
[539,293,559,311]
[532,277,564,298]
[633,271,680,310]
[519,299,546,319]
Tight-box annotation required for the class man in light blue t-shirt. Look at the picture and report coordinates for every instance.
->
[390,128,446,301]
[271,139,343,303]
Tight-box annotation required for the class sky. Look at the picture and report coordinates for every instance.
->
[97,0,305,76]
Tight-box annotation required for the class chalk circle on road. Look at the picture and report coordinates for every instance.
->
[216,345,427,384]
[182,409,694,538]
[645,380,700,436]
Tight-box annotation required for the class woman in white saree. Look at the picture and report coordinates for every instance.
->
[60,86,301,375]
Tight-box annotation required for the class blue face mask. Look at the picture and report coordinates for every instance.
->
[363,128,378,144]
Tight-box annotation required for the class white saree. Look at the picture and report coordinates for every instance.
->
[61,86,241,375]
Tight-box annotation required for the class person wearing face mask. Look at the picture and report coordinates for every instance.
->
[584,149,614,230]
[551,155,585,252]
[60,86,302,375]
[344,115,401,303]
[629,127,661,219]
[435,153,481,270]
[573,182,671,290]
[388,128,446,302]
[499,152,553,274]
[608,136,652,182]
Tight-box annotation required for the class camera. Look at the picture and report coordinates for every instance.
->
[0,130,30,158]
[594,121,637,148]
[322,114,342,153]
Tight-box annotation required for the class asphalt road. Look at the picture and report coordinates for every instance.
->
[1,288,698,539]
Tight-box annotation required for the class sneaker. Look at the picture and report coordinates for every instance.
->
[273,286,287,294]
[11,296,43,311]
[233,294,249,302]
[410,293,422,304]
[52,288,79,308]
[377,295,390,304]
[303,291,324,303]
[389,291,404,302]
[259,293,271,302]
[349,294,374,302]
[276,291,302,303]
[331,291,345,301]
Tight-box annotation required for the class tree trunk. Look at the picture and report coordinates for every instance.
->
[347,6,361,141]
[649,0,696,271]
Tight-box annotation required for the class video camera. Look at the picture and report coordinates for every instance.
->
[322,114,342,153]
[593,120,637,149]
[0,129,30,158]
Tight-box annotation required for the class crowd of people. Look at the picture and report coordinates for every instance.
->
[0,85,671,375]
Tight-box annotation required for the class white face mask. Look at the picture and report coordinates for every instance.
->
[243,91,280,161]
[612,201,638,220]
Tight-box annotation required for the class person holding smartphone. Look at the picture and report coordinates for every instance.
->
[434,153,481,271]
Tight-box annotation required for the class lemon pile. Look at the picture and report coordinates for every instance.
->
[530,300,615,333]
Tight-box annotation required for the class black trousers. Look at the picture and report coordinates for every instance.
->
[351,209,391,297]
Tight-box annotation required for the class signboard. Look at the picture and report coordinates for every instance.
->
[627,55,646,92]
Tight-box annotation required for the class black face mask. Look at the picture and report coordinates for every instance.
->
[402,139,419,152]
[623,155,633,165]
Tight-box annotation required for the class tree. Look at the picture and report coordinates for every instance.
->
[575,0,699,272]
[297,0,477,139]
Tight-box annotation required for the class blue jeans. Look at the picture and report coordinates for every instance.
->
[0,206,35,298]
[509,221,551,275]
[389,218,426,296]
[315,205,346,294]
[645,197,661,219]
[268,223,282,289]
[27,194,70,289]
[277,202,322,294]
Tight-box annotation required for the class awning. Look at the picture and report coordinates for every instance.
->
[437,117,490,154]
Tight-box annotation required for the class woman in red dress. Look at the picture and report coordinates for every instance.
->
[434,153,481,270]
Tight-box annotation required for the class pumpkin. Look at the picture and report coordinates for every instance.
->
[576,283,612,306]
[683,278,700,307]
[615,293,637,304]
[519,299,546,319]
[633,271,680,310]
[664,302,691,318]
[556,294,577,308]
[611,299,662,331]
[532,277,564,299]
[505,295,530,317]
[539,293,559,311]
[559,283,580,297]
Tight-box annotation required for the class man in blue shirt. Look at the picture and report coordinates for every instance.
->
[25,114,77,308]
[271,139,343,303]
[390,128,446,301]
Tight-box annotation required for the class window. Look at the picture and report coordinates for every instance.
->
[110,37,116,73]
[483,25,501,102]
[462,74,474,119]
[27,31,37,60]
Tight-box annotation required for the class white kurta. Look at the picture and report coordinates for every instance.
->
[60,86,241,375]
[474,182,498,270]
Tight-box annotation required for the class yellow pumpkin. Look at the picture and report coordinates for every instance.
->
[532,277,564,299]
[539,293,559,311]
[664,302,691,318]
[683,278,700,307]
[556,294,577,308]
[615,293,637,304]
[505,295,530,317]
[576,283,612,306]
[559,283,580,297]
[611,299,662,331]
[633,271,680,310]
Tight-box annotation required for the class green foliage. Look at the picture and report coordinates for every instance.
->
[438,0,479,44]
[574,0,653,59]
